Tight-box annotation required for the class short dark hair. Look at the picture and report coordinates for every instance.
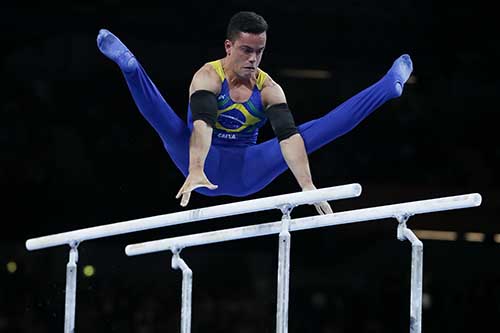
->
[226,11,268,41]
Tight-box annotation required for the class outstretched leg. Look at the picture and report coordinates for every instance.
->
[97,29,191,174]
[299,54,413,153]
[239,55,413,195]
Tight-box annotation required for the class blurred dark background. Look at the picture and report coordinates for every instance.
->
[1,1,498,332]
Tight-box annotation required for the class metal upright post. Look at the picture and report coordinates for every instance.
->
[171,248,193,333]
[397,214,423,333]
[276,204,293,333]
[64,241,79,333]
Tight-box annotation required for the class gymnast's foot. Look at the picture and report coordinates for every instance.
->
[97,29,137,72]
[386,54,413,97]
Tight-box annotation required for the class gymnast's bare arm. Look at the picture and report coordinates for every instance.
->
[261,75,333,215]
[175,64,221,207]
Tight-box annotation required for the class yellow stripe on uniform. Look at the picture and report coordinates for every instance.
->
[208,60,225,82]
[209,60,268,90]
[256,68,268,90]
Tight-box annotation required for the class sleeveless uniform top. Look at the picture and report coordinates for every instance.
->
[188,60,269,147]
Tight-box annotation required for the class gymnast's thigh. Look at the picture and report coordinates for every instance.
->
[240,139,289,193]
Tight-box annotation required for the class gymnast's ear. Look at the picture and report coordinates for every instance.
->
[224,39,233,56]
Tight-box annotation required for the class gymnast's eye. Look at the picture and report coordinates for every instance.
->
[241,46,253,54]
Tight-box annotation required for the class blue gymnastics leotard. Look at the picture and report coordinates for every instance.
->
[97,29,413,197]
[187,60,269,147]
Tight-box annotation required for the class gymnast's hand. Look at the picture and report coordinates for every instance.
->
[302,185,334,215]
[176,171,218,207]
[313,200,333,215]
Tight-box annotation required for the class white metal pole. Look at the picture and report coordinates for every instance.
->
[276,206,292,333]
[398,217,423,333]
[26,184,362,251]
[64,242,79,333]
[171,250,192,333]
[126,193,482,256]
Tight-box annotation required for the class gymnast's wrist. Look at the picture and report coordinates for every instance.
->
[300,183,316,191]
[188,164,205,174]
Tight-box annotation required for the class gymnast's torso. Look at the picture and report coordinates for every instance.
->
[187,60,269,147]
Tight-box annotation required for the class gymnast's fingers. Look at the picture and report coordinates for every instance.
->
[176,182,187,199]
[206,182,218,190]
[180,191,191,207]
[322,201,333,214]
[315,203,324,215]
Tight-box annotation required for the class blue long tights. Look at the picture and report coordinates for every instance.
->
[97,29,413,197]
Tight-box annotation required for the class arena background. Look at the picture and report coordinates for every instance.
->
[1,1,498,332]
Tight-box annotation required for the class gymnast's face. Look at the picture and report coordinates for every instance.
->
[225,31,266,79]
